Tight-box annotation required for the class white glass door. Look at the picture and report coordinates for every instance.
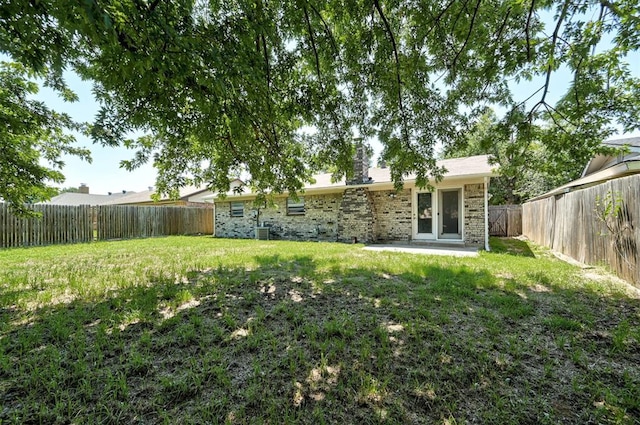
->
[439,189,462,239]
[414,192,434,239]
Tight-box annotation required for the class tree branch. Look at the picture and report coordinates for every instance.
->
[261,33,270,88]
[450,0,472,38]
[543,103,579,132]
[451,0,481,72]
[538,0,570,108]
[598,0,623,16]
[372,0,404,115]
[493,7,512,42]
[307,2,339,56]
[422,0,459,41]
[303,6,321,80]
[525,0,535,61]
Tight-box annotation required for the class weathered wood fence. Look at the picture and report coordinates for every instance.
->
[523,174,639,287]
[488,205,522,237]
[96,205,213,240]
[0,204,93,247]
[0,204,213,248]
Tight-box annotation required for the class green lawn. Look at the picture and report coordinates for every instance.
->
[1,237,639,424]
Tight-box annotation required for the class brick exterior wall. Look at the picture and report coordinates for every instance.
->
[215,193,342,241]
[337,188,375,243]
[464,183,485,246]
[214,182,486,246]
[214,201,255,239]
[346,143,370,185]
[370,189,412,242]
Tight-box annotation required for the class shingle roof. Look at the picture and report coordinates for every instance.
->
[41,192,131,206]
[604,136,640,148]
[210,154,495,199]
[304,154,494,190]
[105,186,210,205]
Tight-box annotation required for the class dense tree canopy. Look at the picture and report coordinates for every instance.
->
[1,0,639,203]
[444,108,572,204]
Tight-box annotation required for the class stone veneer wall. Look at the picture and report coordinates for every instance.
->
[370,189,412,242]
[464,183,485,246]
[215,193,342,241]
[336,188,375,243]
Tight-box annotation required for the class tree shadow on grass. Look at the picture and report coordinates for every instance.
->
[1,253,639,424]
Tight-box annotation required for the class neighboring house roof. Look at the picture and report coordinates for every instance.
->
[529,136,640,202]
[40,192,131,206]
[105,185,212,205]
[206,154,495,200]
[581,136,640,177]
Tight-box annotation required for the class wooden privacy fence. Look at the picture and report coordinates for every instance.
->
[0,204,93,248]
[488,205,522,237]
[96,205,213,240]
[0,204,213,248]
[522,174,639,287]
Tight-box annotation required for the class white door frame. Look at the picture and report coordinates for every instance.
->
[412,186,464,241]
[438,188,463,240]
[413,190,435,240]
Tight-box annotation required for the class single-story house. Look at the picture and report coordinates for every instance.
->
[105,186,214,207]
[41,184,132,206]
[207,149,496,249]
[528,136,640,201]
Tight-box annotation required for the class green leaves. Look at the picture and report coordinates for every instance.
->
[0,0,638,202]
[0,61,90,215]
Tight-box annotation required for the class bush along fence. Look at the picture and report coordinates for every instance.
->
[0,204,214,248]
[522,174,639,287]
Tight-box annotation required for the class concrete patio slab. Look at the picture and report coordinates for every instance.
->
[363,244,479,257]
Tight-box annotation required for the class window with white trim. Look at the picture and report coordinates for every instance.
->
[287,197,305,215]
[230,201,244,217]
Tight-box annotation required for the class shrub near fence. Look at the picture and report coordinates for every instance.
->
[0,204,213,248]
[523,174,639,287]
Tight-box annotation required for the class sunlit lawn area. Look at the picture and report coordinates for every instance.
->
[1,236,639,424]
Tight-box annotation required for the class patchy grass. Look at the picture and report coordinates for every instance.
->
[1,236,639,424]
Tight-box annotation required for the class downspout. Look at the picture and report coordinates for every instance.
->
[211,201,216,237]
[484,177,490,251]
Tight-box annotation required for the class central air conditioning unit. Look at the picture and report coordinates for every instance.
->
[255,226,270,240]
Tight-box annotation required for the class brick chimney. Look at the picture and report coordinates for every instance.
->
[79,183,89,194]
[347,141,371,185]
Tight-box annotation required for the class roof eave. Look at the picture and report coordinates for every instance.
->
[527,160,640,202]
[205,171,496,201]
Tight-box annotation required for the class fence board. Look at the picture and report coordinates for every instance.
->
[523,174,639,287]
[95,205,213,241]
[0,204,93,248]
[488,205,522,237]
[0,204,213,248]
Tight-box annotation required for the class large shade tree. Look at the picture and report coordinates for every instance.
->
[1,0,638,206]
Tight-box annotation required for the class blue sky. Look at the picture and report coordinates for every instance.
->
[34,71,158,195]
